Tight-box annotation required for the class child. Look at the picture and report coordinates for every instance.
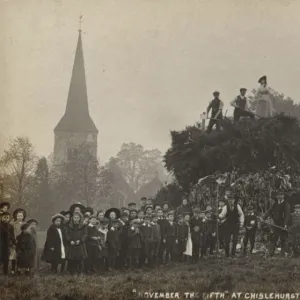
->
[97,210,105,223]
[176,214,188,262]
[10,208,26,274]
[86,216,102,273]
[151,213,161,266]
[145,206,153,217]
[183,213,193,260]
[218,199,226,249]
[137,210,144,223]
[16,223,36,276]
[106,219,120,271]
[129,209,138,221]
[127,219,142,268]
[0,212,14,275]
[140,215,153,267]
[119,212,130,269]
[0,202,10,216]
[42,214,66,273]
[191,225,201,263]
[163,212,177,263]
[243,205,258,256]
[290,204,300,257]
[205,211,217,256]
[64,212,88,275]
[98,219,109,271]
[27,219,39,270]
[157,208,168,264]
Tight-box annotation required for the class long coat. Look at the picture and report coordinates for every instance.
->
[42,224,66,264]
[16,232,36,269]
[0,222,14,261]
[64,222,88,261]
[9,221,24,260]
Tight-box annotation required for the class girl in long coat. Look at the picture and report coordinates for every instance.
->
[42,214,66,273]
[64,212,88,275]
[27,219,39,270]
[16,223,36,275]
[10,208,26,274]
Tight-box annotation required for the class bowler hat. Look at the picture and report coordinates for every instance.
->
[213,91,220,96]
[240,88,247,92]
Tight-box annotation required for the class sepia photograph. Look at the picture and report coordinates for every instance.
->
[1,0,300,299]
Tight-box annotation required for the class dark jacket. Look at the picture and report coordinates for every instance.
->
[106,228,120,251]
[128,227,142,249]
[176,205,192,216]
[16,231,36,268]
[162,221,177,238]
[0,222,14,261]
[190,216,202,230]
[64,221,88,260]
[177,223,188,241]
[151,223,161,242]
[264,200,291,227]
[244,214,258,230]
[42,224,66,264]
[140,224,153,242]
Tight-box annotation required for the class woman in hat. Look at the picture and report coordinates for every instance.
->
[16,223,36,276]
[183,212,193,259]
[255,76,275,118]
[42,214,66,273]
[69,203,86,216]
[64,212,88,275]
[10,208,26,274]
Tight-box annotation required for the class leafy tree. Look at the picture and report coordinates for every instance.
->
[164,115,300,192]
[27,157,54,229]
[52,145,113,210]
[0,137,37,206]
[114,142,164,192]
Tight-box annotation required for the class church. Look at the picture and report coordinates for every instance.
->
[53,29,98,166]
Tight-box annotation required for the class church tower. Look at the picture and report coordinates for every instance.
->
[53,30,98,166]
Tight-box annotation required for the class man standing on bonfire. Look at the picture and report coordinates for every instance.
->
[206,91,224,133]
[230,88,255,122]
[219,189,244,258]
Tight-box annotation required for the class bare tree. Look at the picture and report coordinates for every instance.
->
[0,137,37,206]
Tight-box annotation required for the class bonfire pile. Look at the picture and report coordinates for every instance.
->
[189,166,300,212]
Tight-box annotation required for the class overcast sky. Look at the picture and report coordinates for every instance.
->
[1,0,300,162]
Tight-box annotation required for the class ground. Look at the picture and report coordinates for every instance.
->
[0,256,299,300]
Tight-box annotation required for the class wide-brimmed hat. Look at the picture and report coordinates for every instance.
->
[52,214,65,223]
[84,207,94,215]
[27,218,38,225]
[104,208,121,219]
[258,75,267,84]
[13,208,26,220]
[0,201,10,210]
[69,203,86,214]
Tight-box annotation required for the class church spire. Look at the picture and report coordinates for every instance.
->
[54,27,98,133]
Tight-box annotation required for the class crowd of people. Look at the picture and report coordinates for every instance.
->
[0,187,300,277]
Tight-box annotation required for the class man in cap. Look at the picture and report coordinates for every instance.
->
[140,197,147,211]
[231,88,255,122]
[128,202,137,211]
[291,204,300,257]
[262,190,291,256]
[206,91,224,133]
[243,205,258,256]
[219,189,244,257]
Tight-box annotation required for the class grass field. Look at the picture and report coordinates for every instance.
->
[0,256,299,300]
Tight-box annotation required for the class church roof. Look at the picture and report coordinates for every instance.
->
[54,30,98,133]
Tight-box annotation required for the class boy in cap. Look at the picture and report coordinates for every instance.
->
[145,205,153,217]
[157,208,167,264]
[163,211,177,263]
[206,91,224,133]
[205,210,217,256]
[140,215,153,267]
[27,219,39,270]
[137,210,144,223]
[0,212,14,275]
[129,209,138,221]
[140,197,147,211]
[176,214,188,262]
[231,88,254,122]
[118,212,130,268]
[218,199,226,249]
[128,202,137,211]
[127,218,142,268]
[243,205,258,256]
[151,213,161,266]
